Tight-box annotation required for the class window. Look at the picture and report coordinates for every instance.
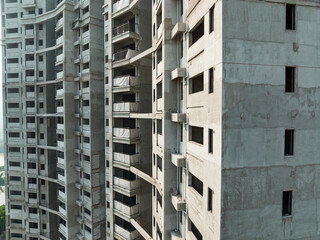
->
[209,68,214,93]
[189,126,203,145]
[284,129,294,156]
[209,5,215,33]
[286,4,296,30]
[188,218,203,240]
[39,24,43,30]
[39,71,43,77]
[189,173,203,196]
[208,188,213,211]
[189,73,204,94]
[39,55,43,62]
[39,8,43,14]
[208,129,213,153]
[285,67,295,92]
[189,20,204,46]
[39,40,43,46]
[282,191,292,216]
[42,224,46,230]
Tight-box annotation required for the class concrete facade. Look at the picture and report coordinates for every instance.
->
[3,0,320,240]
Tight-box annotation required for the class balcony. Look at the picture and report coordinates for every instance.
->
[57,140,64,148]
[26,107,35,114]
[113,76,138,91]
[156,98,163,111]
[27,153,36,159]
[26,92,35,98]
[27,123,36,129]
[113,102,139,113]
[27,168,36,174]
[112,0,131,13]
[8,123,20,129]
[113,177,139,195]
[25,29,34,36]
[56,71,64,80]
[114,224,139,240]
[56,53,64,64]
[112,49,138,63]
[29,213,39,219]
[28,183,37,190]
[114,200,139,218]
[22,0,35,7]
[57,157,65,166]
[8,137,20,144]
[56,89,64,98]
[29,228,39,234]
[56,36,63,45]
[113,128,139,140]
[25,60,35,68]
[58,190,66,201]
[26,76,35,82]
[25,45,35,52]
[57,106,64,113]
[56,17,64,29]
[59,224,67,236]
[58,174,66,184]
[113,152,139,166]
[113,22,135,37]
[81,49,90,63]
[59,205,66,217]
[157,133,163,148]
[157,22,163,40]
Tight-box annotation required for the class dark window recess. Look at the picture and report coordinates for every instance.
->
[189,20,204,46]
[189,126,203,145]
[209,68,214,93]
[286,4,296,30]
[188,218,203,240]
[189,73,204,94]
[208,188,213,211]
[189,173,203,196]
[285,67,295,93]
[209,5,215,33]
[208,129,213,153]
[282,191,292,216]
[284,129,294,156]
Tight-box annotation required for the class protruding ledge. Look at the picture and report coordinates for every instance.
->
[171,22,186,39]
[171,113,186,123]
[171,153,186,168]
[171,68,186,80]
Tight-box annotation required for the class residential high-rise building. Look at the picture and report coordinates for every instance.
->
[3,0,320,240]
[2,0,105,239]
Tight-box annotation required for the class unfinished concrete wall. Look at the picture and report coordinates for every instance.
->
[221,0,320,239]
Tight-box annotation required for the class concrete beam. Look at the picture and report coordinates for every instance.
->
[130,219,153,240]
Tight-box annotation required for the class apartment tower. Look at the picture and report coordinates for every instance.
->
[2,0,105,239]
[3,0,320,240]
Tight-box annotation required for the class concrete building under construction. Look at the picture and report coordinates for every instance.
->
[2,0,320,239]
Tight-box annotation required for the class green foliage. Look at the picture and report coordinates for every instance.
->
[0,173,4,187]
[0,205,5,234]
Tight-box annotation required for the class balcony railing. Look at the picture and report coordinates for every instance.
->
[114,200,139,216]
[113,75,137,87]
[113,152,139,165]
[113,102,139,112]
[112,0,131,13]
[112,22,135,37]
[112,49,138,62]
[114,224,139,240]
[113,128,139,139]
[113,177,139,191]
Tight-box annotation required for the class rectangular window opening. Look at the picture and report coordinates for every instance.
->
[282,190,292,216]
